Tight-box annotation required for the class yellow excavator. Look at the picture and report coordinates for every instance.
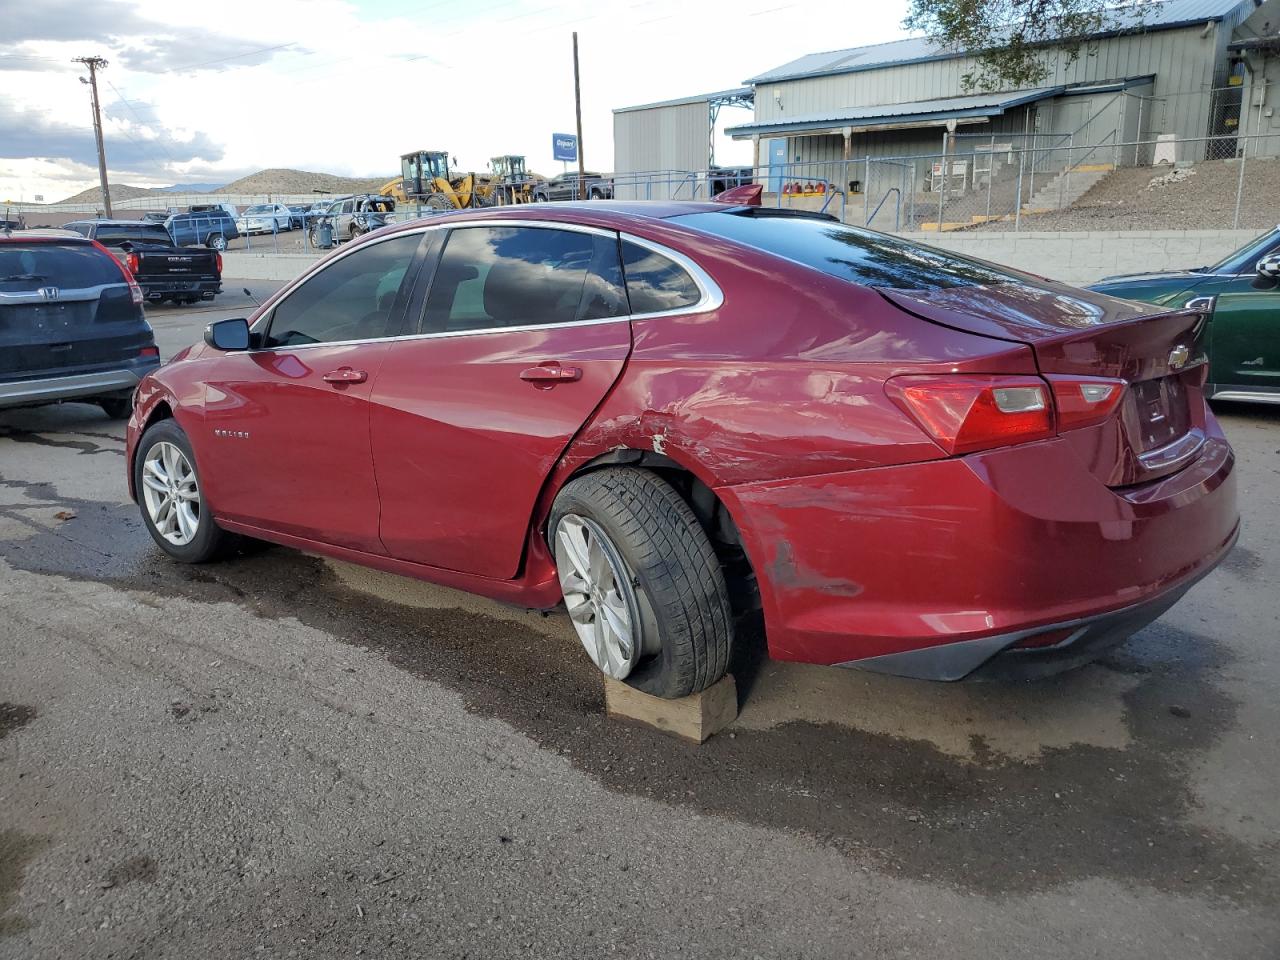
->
[381,150,500,210]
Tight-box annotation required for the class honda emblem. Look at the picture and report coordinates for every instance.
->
[39,286,59,301]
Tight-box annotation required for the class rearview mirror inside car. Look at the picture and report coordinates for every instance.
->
[204,317,251,351]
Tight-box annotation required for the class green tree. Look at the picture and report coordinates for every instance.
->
[904,0,1153,90]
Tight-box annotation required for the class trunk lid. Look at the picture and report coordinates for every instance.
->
[880,282,1208,486]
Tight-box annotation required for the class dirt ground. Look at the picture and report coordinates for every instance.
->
[965,158,1280,233]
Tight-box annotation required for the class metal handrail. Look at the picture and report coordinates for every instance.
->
[866,187,901,230]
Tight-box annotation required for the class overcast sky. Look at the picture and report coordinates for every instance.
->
[0,0,911,202]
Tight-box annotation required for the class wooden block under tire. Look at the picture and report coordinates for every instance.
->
[604,674,738,743]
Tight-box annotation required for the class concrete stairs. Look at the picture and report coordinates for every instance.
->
[1021,163,1114,214]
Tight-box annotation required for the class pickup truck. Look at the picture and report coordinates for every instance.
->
[530,171,614,202]
[63,219,222,305]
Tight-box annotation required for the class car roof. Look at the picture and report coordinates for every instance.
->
[0,228,93,242]
[65,218,166,226]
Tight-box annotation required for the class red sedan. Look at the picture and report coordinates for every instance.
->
[125,200,1238,697]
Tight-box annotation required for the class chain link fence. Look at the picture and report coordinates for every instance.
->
[612,130,1280,235]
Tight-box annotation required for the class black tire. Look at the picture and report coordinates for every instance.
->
[206,233,227,251]
[99,397,132,419]
[133,419,233,563]
[549,467,733,698]
[533,192,549,203]
[426,193,453,211]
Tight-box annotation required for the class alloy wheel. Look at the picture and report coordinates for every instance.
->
[140,441,201,546]
[553,514,642,679]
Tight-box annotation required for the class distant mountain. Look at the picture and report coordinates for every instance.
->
[57,184,158,205]
[219,168,392,196]
[155,182,225,193]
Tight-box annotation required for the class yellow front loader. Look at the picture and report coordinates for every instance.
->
[386,150,500,210]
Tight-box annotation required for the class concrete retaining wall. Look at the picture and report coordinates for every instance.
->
[222,252,321,282]
[222,230,1259,289]
[900,230,1257,286]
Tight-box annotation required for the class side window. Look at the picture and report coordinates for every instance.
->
[65,223,91,237]
[621,241,701,315]
[263,233,424,348]
[420,226,626,334]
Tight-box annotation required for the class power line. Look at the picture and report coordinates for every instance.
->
[160,42,297,75]
[104,78,178,166]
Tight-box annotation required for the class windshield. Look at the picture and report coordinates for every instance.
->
[244,205,272,215]
[674,211,1028,290]
[1205,226,1280,274]
[94,225,172,245]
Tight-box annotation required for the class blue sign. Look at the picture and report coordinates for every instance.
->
[552,133,578,162]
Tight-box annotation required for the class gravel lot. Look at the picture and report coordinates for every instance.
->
[0,291,1277,958]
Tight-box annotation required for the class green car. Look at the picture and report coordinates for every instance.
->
[1089,227,1280,404]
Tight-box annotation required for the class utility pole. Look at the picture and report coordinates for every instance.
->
[73,56,112,217]
[572,32,585,201]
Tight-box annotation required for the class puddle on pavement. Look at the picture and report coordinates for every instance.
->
[0,479,1273,905]
[0,704,36,740]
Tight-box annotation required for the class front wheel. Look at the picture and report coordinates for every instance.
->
[549,468,733,699]
[134,419,232,563]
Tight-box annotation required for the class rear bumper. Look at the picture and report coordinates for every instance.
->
[844,530,1234,681]
[0,359,160,409]
[139,278,221,299]
[719,418,1238,680]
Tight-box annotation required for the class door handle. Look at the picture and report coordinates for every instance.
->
[322,367,367,384]
[519,363,582,384]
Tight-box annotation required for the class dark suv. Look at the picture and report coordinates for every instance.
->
[166,210,239,251]
[0,230,160,418]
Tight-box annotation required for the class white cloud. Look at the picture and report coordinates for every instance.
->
[1,0,910,203]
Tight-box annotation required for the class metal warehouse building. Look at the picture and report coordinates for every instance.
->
[613,0,1270,211]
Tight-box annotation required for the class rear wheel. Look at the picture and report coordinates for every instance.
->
[206,234,227,251]
[426,194,453,211]
[134,419,232,563]
[549,468,733,699]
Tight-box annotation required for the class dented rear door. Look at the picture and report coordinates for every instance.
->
[369,223,632,579]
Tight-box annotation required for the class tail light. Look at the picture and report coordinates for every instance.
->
[887,376,1054,455]
[90,239,144,306]
[888,374,1130,456]
[214,251,223,274]
[139,345,160,358]
[1045,376,1126,430]
[125,251,140,275]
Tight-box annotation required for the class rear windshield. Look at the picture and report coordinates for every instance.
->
[0,242,124,290]
[94,225,173,245]
[673,211,1025,290]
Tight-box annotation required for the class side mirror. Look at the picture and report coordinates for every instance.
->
[1253,256,1280,290]
[204,317,251,351]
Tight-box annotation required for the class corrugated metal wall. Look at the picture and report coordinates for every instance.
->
[613,101,710,198]
[754,23,1230,143]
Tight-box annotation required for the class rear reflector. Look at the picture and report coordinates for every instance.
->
[886,375,1054,455]
[139,345,160,358]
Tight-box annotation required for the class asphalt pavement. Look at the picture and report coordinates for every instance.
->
[0,288,1277,958]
